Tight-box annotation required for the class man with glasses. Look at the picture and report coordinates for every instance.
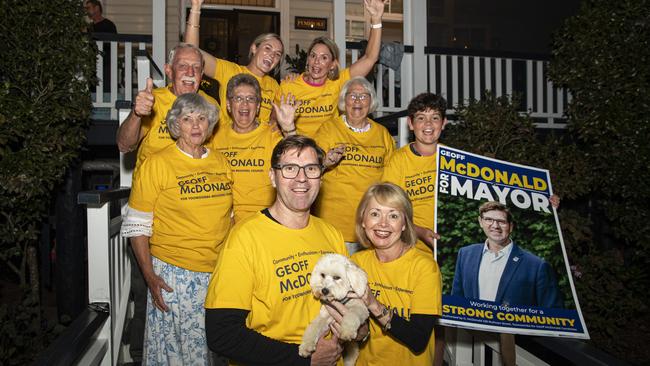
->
[451,201,563,308]
[204,135,351,365]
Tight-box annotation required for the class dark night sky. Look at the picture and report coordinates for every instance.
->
[427,0,582,54]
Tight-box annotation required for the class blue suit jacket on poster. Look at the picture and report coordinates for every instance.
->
[451,242,563,308]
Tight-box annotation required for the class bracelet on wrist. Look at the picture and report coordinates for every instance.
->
[382,312,393,331]
[282,127,297,134]
[186,22,200,29]
[190,9,201,14]
[370,23,382,29]
[375,305,390,319]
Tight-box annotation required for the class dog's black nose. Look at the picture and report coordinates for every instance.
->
[321,288,329,295]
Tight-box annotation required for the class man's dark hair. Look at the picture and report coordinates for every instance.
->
[86,0,103,13]
[407,92,447,120]
[479,201,514,224]
[271,135,325,167]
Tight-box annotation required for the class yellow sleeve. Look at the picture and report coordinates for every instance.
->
[205,227,255,309]
[410,257,443,315]
[313,122,335,152]
[381,153,402,185]
[128,156,162,212]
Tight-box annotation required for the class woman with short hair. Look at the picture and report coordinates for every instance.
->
[207,73,298,222]
[121,93,233,365]
[312,76,394,253]
[352,182,442,366]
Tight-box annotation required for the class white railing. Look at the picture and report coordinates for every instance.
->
[78,189,132,365]
[445,328,550,366]
[91,33,155,120]
[348,45,569,129]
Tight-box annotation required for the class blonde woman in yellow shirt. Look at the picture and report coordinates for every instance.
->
[185,0,284,126]
[121,93,233,365]
[276,0,387,137]
[352,183,442,366]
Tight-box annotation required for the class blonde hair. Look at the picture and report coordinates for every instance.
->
[355,182,417,248]
[248,33,285,77]
[306,36,340,80]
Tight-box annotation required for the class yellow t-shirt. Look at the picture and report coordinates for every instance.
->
[205,212,347,344]
[136,86,217,170]
[352,247,442,366]
[314,116,395,242]
[214,60,279,127]
[276,68,352,137]
[381,143,440,253]
[129,144,233,272]
[207,123,282,222]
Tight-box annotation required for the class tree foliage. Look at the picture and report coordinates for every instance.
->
[0,0,95,282]
[0,0,96,363]
[548,0,650,248]
[545,1,650,362]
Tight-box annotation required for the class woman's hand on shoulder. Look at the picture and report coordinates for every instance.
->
[324,144,345,169]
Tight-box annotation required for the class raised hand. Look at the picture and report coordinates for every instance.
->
[364,0,387,21]
[190,0,203,8]
[133,77,154,118]
[271,93,301,135]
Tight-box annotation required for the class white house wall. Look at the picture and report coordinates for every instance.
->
[287,0,333,57]
[104,0,180,70]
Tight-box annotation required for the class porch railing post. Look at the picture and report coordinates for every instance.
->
[333,0,346,69]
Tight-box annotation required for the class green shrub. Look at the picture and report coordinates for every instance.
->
[546,0,650,362]
[0,0,96,363]
[548,0,650,248]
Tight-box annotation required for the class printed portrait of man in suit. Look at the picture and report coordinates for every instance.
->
[451,201,563,308]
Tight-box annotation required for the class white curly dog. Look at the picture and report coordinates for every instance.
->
[299,253,369,366]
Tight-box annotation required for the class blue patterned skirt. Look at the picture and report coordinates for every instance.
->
[143,256,211,365]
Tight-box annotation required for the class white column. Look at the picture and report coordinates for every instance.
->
[333,0,346,68]
[406,0,427,95]
[152,0,166,78]
[280,0,290,61]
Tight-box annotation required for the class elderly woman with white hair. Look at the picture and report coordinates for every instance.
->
[121,93,233,365]
[313,76,394,253]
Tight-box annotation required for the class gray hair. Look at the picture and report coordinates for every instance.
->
[167,43,204,69]
[248,33,285,77]
[226,73,262,102]
[338,76,379,113]
[166,93,219,140]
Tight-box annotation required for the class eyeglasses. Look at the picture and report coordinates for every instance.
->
[272,163,323,179]
[481,217,510,226]
[345,93,370,102]
[176,63,202,73]
[230,95,258,104]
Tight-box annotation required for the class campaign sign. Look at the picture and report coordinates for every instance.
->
[435,145,588,339]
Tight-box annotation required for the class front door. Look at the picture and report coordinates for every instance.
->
[189,8,280,99]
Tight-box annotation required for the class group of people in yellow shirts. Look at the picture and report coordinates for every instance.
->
[118,0,449,364]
